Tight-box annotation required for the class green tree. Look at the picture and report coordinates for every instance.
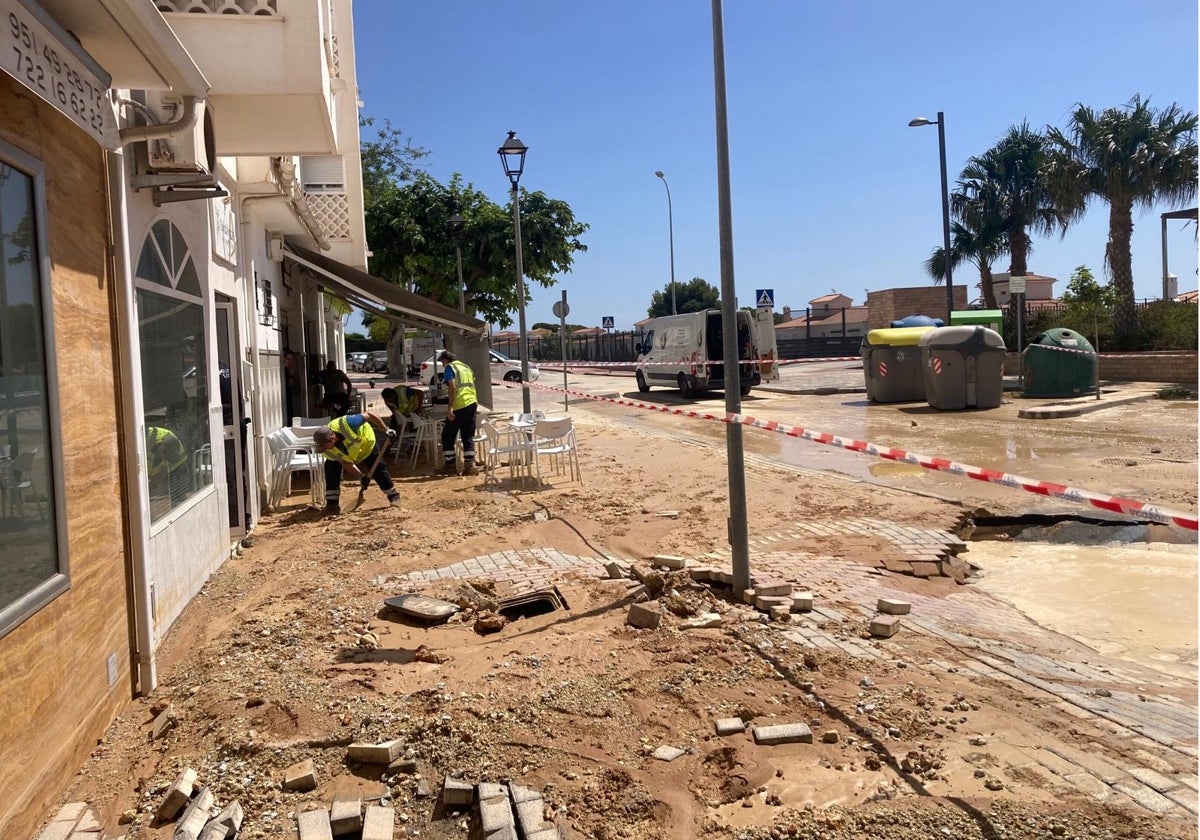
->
[1060,265,1117,308]
[952,122,1068,288]
[359,117,429,208]
[366,171,588,327]
[924,218,1008,309]
[647,277,719,318]
[1046,95,1198,339]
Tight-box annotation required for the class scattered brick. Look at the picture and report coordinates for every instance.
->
[755,595,793,611]
[198,799,243,840]
[479,795,515,834]
[753,580,793,596]
[626,601,661,629]
[769,605,791,622]
[790,591,814,612]
[155,767,197,822]
[741,588,757,605]
[347,739,403,764]
[877,598,911,615]
[603,561,627,580]
[296,808,333,840]
[714,717,745,736]
[752,723,813,745]
[174,787,214,840]
[870,615,901,638]
[910,561,939,578]
[515,796,550,834]
[329,792,363,836]
[442,776,474,806]
[652,745,686,761]
[360,805,394,840]
[283,759,317,792]
[478,782,507,801]
[508,782,541,804]
[651,554,687,570]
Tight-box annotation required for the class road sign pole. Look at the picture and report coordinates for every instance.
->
[556,292,570,413]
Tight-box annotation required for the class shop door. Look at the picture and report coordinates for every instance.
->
[215,300,248,535]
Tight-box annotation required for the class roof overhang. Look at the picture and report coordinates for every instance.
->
[284,244,487,338]
[1162,208,1198,221]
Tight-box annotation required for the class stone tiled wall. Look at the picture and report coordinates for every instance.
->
[1098,353,1198,384]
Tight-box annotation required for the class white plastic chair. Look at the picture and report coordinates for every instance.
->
[292,415,331,428]
[407,415,443,468]
[479,419,535,483]
[532,417,581,483]
[266,430,323,508]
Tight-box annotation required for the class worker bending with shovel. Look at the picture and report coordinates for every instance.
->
[312,411,399,514]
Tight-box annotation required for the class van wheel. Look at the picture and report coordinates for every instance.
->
[740,385,752,397]
[677,374,694,398]
[504,371,522,382]
[636,370,650,393]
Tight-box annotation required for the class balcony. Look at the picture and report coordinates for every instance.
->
[154,0,340,156]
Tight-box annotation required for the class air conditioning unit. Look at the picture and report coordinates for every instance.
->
[267,234,285,262]
[145,93,216,175]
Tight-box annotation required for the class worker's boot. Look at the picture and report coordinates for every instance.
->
[323,501,340,516]
[461,462,477,477]
[438,461,458,475]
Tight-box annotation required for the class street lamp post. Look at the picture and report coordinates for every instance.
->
[908,112,954,322]
[498,130,532,415]
[448,212,466,312]
[654,170,677,315]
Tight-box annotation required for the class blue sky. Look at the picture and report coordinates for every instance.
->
[352,1,1198,331]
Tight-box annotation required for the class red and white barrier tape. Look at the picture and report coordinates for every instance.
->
[507,379,1197,531]
[1025,343,1097,357]
[537,356,860,369]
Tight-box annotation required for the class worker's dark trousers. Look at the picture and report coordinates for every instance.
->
[441,403,478,466]
[324,444,398,505]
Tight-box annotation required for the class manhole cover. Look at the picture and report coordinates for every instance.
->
[1099,457,1145,467]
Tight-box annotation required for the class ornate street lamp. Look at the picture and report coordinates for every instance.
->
[498,131,532,414]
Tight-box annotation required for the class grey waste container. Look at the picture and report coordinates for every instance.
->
[919,326,1006,410]
[861,327,934,402]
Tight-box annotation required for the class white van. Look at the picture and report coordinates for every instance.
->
[635,309,761,397]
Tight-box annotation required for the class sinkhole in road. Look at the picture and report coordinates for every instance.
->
[962,513,1196,546]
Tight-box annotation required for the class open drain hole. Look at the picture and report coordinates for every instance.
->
[962,513,1195,546]
[497,586,570,620]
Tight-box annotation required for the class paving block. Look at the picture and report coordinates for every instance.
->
[790,591,814,612]
[754,580,793,597]
[73,812,101,832]
[869,615,901,638]
[1113,781,1175,813]
[1063,772,1114,802]
[296,809,333,840]
[755,595,793,611]
[626,601,661,629]
[361,805,395,840]
[910,561,939,578]
[769,605,791,622]
[283,759,318,792]
[651,554,687,569]
[330,792,363,836]
[682,613,722,629]
[652,745,686,761]
[881,557,913,574]
[55,803,88,823]
[515,797,549,834]
[1129,766,1181,793]
[741,588,757,605]
[752,723,813,746]
[478,782,507,801]
[714,717,745,736]
[443,776,474,806]
[347,739,403,764]
[35,823,74,840]
[479,795,515,834]
[175,787,214,840]
[155,767,198,821]
[66,831,101,840]
[486,827,519,840]
[387,757,418,774]
[525,829,562,840]
[603,561,628,580]
[198,799,243,840]
[508,782,541,804]
[876,598,911,615]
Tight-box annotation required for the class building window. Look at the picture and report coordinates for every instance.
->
[0,146,67,638]
[300,155,345,193]
[135,220,212,523]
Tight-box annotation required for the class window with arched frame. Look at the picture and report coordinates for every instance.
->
[135,219,213,522]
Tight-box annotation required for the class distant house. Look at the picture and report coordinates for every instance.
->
[775,293,868,340]
[1175,289,1198,303]
[570,327,607,337]
[989,272,1056,305]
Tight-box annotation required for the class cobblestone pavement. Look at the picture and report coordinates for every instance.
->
[391,517,1198,820]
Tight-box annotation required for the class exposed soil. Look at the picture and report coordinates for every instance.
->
[50,391,1197,840]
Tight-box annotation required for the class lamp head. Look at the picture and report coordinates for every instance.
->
[654,170,665,179]
[908,116,935,127]
[448,212,465,232]
[498,130,528,185]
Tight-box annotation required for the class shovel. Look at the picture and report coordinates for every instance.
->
[342,436,390,514]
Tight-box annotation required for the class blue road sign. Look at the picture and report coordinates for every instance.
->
[755,289,774,308]
[602,316,615,329]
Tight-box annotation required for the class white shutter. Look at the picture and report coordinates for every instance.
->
[300,156,345,192]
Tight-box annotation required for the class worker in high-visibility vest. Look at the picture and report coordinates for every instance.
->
[438,350,478,476]
[145,425,191,504]
[312,411,399,513]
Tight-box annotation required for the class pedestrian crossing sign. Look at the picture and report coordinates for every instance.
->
[756,289,774,308]
[602,316,615,329]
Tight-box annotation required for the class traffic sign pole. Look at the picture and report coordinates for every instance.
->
[554,293,570,412]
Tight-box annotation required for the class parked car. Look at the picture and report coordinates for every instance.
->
[365,350,389,373]
[347,352,368,372]
[419,350,540,386]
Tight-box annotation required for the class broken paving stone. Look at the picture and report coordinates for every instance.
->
[347,739,403,765]
[508,782,541,804]
[199,799,243,840]
[478,782,507,801]
[443,776,473,806]
[388,757,418,774]
[604,561,628,579]
[753,580,793,597]
[682,613,722,630]
[651,554,687,570]
[360,805,394,840]
[714,717,745,736]
[174,786,214,840]
[296,808,333,840]
[413,644,448,664]
[653,745,686,762]
[790,591,814,612]
[626,601,662,630]
[869,616,901,638]
[769,605,792,622]
[877,598,911,615]
[156,767,197,821]
[822,730,840,744]
[655,510,681,519]
[984,777,1004,791]
[329,792,363,836]
[283,759,317,792]
[752,723,814,746]
[151,703,178,740]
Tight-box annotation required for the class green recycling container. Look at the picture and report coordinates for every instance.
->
[861,327,934,402]
[949,309,1003,334]
[1022,328,1097,398]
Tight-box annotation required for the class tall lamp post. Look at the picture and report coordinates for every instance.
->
[908,112,955,322]
[498,130,532,414]
[448,212,466,312]
[654,170,677,315]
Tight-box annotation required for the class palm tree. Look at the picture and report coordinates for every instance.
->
[1045,96,1198,338]
[952,122,1069,286]
[925,217,1008,310]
